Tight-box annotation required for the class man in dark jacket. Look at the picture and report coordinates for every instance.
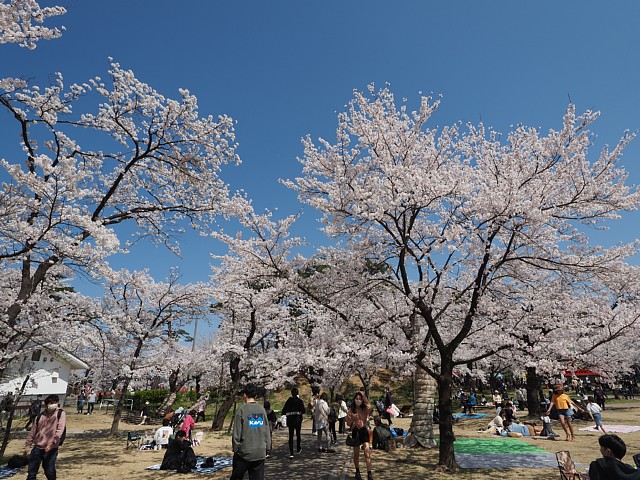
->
[160,430,196,471]
[281,387,306,459]
[372,416,392,450]
[230,384,271,480]
[588,434,640,480]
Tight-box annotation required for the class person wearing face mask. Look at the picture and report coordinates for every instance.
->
[346,391,373,480]
[23,394,66,480]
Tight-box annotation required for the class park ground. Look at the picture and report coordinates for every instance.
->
[2,399,640,479]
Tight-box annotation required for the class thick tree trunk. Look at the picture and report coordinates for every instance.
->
[211,391,234,431]
[435,362,458,471]
[526,366,542,417]
[405,363,437,449]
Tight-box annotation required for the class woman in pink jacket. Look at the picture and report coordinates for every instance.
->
[180,410,196,441]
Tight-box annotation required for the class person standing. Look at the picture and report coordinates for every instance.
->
[337,394,348,434]
[230,384,271,480]
[86,390,97,415]
[308,388,318,435]
[492,390,503,415]
[76,391,86,414]
[346,391,373,480]
[195,398,206,422]
[314,392,333,453]
[0,392,14,430]
[281,387,305,459]
[382,387,394,425]
[23,394,66,480]
[140,401,151,425]
[24,396,42,431]
[546,384,585,442]
[595,387,607,411]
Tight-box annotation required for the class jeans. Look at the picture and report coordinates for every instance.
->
[87,402,95,414]
[229,453,264,480]
[27,447,58,480]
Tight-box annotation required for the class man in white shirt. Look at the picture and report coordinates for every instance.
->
[154,419,174,449]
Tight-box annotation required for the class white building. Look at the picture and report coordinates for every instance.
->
[0,346,89,402]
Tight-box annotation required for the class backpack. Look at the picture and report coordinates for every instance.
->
[328,406,337,423]
[36,409,66,447]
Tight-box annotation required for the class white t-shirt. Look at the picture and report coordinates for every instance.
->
[154,426,173,445]
[586,402,602,415]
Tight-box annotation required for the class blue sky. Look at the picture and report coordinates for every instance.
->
[2,1,640,336]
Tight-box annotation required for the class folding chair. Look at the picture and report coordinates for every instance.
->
[126,431,142,449]
[556,451,589,479]
[633,453,640,468]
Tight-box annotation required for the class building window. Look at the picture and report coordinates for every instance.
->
[31,350,42,361]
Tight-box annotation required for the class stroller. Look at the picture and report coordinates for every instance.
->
[539,415,560,438]
[171,407,187,430]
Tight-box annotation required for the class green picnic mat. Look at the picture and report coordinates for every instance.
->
[436,437,548,454]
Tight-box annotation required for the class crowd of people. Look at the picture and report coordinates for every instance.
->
[7,375,640,480]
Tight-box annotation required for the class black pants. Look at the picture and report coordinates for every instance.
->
[288,423,302,454]
[329,420,337,442]
[338,417,346,434]
[229,454,264,480]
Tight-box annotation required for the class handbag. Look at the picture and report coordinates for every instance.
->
[345,429,359,447]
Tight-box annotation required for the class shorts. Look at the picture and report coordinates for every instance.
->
[592,412,603,427]
[557,408,569,417]
[352,427,370,446]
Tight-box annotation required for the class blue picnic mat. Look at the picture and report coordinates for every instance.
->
[453,413,489,419]
[146,456,233,474]
[0,466,23,479]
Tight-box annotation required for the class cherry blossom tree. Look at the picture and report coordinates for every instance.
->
[76,270,211,436]
[0,60,241,373]
[207,211,303,429]
[286,85,640,470]
[0,0,65,49]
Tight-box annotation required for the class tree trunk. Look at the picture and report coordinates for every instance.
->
[526,366,542,417]
[109,379,131,437]
[211,391,234,431]
[158,391,179,416]
[405,363,437,449]
[0,374,30,459]
[436,360,458,471]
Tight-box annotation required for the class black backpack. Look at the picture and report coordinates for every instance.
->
[36,409,66,447]
[328,406,337,423]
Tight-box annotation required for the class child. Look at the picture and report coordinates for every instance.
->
[586,396,607,434]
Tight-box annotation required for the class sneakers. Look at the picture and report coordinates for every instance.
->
[296,447,302,455]
[289,454,294,459]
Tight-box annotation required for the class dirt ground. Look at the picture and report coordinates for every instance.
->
[2,400,640,479]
